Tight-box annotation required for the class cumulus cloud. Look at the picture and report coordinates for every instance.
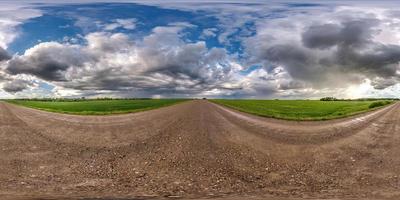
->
[0,72,34,94]
[201,28,218,38]
[2,79,32,93]
[0,47,10,61]
[3,24,241,97]
[6,42,87,81]
[0,73,9,82]
[0,4,41,48]
[72,16,137,33]
[69,27,238,96]
[104,18,137,31]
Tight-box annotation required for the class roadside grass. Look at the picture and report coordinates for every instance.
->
[211,99,394,120]
[6,99,187,115]
[368,100,392,109]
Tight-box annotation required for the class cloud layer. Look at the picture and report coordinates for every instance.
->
[0,2,399,99]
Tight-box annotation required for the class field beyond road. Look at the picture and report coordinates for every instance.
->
[211,99,393,120]
[6,99,186,115]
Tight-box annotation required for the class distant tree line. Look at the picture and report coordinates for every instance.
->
[320,97,399,101]
[320,97,339,101]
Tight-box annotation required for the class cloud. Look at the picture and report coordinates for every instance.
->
[70,14,138,33]
[72,16,101,33]
[301,18,380,49]
[0,4,41,48]
[3,24,241,97]
[201,28,218,38]
[104,18,137,30]
[2,79,32,93]
[6,42,87,81]
[0,72,35,94]
[246,7,400,91]
[371,77,400,90]
[0,47,11,61]
[0,73,10,82]
[278,80,307,90]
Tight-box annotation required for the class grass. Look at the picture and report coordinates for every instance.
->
[368,100,392,109]
[6,99,187,115]
[211,99,394,120]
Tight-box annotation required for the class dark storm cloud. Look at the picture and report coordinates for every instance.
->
[6,42,87,81]
[302,18,400,81]
[255,16,400,90]
[337,44,400,77]
[278,80,307,90]
[0,47,11,61]
[2,79,31,93]
[302,24,342,49]
[371,77,400,90]
[264,44,319,82]
[8,58,70,81]
[302,19,379,49]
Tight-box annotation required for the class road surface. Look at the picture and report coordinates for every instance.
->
[0,100,399,200]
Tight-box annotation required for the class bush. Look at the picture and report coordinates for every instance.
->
[320,97,338,101]
[369,101,391,109]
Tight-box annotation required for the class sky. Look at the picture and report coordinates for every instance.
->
[0,1,399,99]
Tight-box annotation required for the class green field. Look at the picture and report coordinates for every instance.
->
[211,99,393,120]
[7,99,186,115]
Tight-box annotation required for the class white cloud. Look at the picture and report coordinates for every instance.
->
[201,28,218,38]
[0,4,42,48]
[104,18,137,31]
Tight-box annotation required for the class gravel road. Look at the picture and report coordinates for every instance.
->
[0,100,399,200]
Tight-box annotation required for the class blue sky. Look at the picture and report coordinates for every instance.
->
[0,1,399,99]
[9,3,210,53]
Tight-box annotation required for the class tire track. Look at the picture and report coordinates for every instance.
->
[212,101,399,144]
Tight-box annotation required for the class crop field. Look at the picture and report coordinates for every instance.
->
[6,99,187,115]
[211,99,393,120]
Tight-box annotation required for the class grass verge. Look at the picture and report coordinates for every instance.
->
[6,99,187,115]
[211,99,394,121]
